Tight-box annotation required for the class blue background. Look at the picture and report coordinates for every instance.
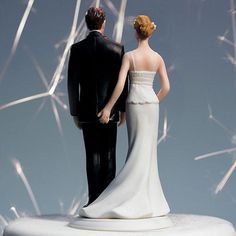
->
[0,0,236,231]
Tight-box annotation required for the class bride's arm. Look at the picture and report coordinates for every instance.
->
[98,53,130,124]
[156,56,170,102]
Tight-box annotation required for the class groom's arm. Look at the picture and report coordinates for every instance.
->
[116,46,129,113]
[67,45,82,129]
[67,44,80,117]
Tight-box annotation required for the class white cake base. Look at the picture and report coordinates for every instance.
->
[3,214,236,236]
[69,215,174,231]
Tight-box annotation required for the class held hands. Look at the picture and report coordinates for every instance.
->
[97,108,126,126]
[97,107,111,124]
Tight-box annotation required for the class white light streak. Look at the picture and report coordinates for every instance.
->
[0,92,49,111]
[230,0,236,60]
[0,0,35,81]
[68,192,88,215]
[226,53,236,67]
[51,94,68,110]
[104,0,119,17]
[11,0,35,55]
[218,35,236,47]
[195,147,236,160]
[208,104,233,135]
[12,159,41,215]
[207,103,213,119]
[10,207,20,218]
[158,111,169,145]
[49,0,81,95]
[0,214,8,236]
[215,160,236,194]
[114,0,127,43]
[95,0,100,8]
[0,215,8,227]
[30,52,49,89]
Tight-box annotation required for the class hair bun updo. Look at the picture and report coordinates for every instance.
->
[134,15,156,39]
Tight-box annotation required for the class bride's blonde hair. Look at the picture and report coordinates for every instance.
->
[133,15,156,39]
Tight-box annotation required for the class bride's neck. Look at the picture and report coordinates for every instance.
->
[137,38,150,49]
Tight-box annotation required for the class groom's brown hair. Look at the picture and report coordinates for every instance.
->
[85,7,106,30]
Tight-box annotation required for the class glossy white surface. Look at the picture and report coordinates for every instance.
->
[3,214,235,236]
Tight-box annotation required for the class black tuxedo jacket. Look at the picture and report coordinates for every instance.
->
[67,31,128,123]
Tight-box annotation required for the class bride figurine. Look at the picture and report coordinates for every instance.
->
[79,15,170,219]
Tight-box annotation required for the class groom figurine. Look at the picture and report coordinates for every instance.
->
[67,7,128,205]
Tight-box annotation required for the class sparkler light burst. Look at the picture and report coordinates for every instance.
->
[195,0,236,194]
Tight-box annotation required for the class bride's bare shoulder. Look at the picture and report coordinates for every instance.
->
[125,50,136,56]
[150,49,161,58]
[123,50,136,62]
[155,51,166,65]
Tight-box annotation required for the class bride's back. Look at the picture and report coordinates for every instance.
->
[129,48,161,72]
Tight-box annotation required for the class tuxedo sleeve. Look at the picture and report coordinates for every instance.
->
[67,45,80,116]
[117,45,129,112]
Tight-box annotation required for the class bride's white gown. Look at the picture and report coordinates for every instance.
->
[79,54,170,219]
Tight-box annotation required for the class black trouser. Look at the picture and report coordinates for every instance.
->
[82,122,117,205]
